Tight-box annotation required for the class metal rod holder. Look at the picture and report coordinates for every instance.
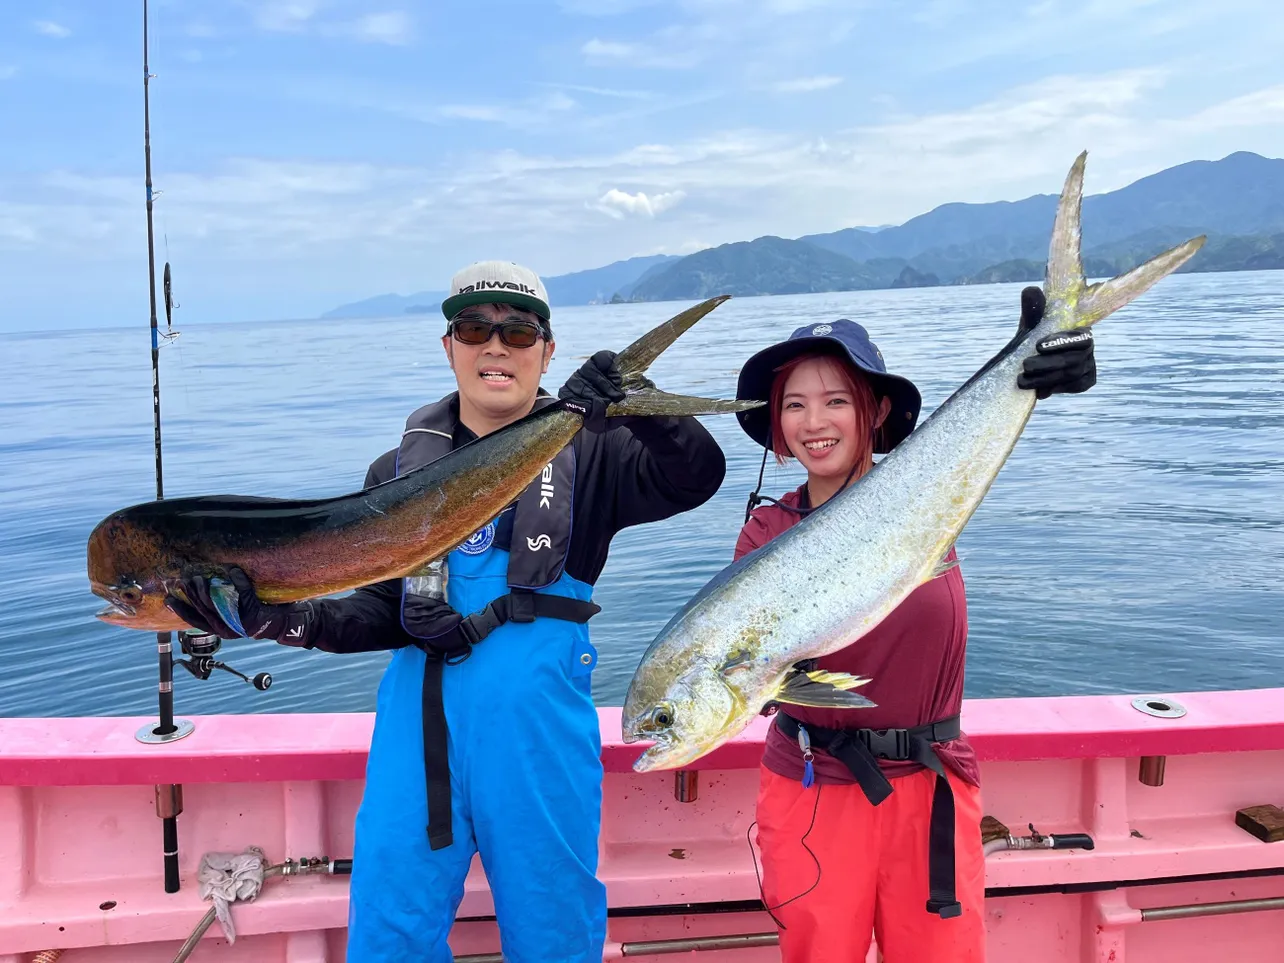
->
[455,931,780,962]
[1138,755,1167,786]
[1142,895,1284,921]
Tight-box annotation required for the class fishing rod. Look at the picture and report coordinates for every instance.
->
[136,0,188,897]
[132,0,269,897]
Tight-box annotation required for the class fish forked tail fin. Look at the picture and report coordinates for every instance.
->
[607,295,764,417]
[1077,236,1206,326]
[1043,151,1207,333]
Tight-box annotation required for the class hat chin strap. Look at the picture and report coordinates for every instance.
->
[743,430,866,524]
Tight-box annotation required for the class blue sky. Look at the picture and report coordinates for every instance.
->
[2,0,1282,331]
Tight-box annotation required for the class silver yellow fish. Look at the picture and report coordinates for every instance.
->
[621,152,1206,772]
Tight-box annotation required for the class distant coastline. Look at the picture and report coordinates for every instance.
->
[324,150,1284,319]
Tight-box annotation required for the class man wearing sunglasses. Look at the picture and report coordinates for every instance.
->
[165,260,728,962]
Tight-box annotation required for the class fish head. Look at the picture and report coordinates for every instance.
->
[87,514,186,631]
[622,657,755,773]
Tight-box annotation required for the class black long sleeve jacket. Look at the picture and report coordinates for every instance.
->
[297,413,726,654]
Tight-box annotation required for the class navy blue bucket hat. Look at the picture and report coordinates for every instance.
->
[736,319,922,455]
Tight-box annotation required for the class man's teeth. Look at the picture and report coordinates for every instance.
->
[480,371,513,381]
[804,439,838,450]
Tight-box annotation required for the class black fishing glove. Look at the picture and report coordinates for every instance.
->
[1014,286,1097,400]
[402,593,474,660]
[165,567,316,647]
[559,349,626,432]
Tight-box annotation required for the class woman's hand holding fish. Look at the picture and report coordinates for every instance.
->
[1014,285,1098,399]
[165,567,316,645]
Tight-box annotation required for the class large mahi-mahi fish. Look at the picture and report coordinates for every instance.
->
[621,152,1206,771]
[88,297,756,632]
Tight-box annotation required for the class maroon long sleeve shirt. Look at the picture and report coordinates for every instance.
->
[735,485,980,788]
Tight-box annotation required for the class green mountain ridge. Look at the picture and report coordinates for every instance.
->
[619,151,1284,300]
[321,254,678,320]
[322,151,1284,318]
[627,236,885,301]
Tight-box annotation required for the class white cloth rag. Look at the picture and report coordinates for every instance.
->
[197,846,269,943]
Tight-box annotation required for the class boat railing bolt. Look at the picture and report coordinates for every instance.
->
[675,770,699,803]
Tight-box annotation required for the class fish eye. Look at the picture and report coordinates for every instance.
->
[650,704,674,729]
[116,584,143,604]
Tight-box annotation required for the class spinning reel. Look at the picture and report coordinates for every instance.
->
[175,630,273,691]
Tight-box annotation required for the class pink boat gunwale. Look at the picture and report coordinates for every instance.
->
[1,687,1282,961]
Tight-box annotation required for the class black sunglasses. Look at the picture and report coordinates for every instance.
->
[449,315,546,349]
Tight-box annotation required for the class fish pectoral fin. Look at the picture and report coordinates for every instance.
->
[719,649,755,676]
[803,669,871,690]
[774,670,877,709]
[207,577,248,637]
[930,555,961,580]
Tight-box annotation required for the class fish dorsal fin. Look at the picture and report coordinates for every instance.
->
[930,554,961,580]
[1045,151,1087,306]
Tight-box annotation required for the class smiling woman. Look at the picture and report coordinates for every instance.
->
[768,351,891,506]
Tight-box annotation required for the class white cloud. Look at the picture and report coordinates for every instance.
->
[562,0,848,12]
[438,105,509,123]
[913,0,968,27]
[437,92,578,128]
[249,4,415,46]
[247,4,413,47]
[575,0,862,77]
[758,0,851,10]
[537,82,654,101]
[1175,84,1284,132]
[772,75,842,93]
[639,238,712,255]
[546,92,578,113]
[582,38,640,61]
[350,11,414,46]
[593,188,687,219]
[853,69,1168,158]
[1081,0,1169,19]
[581,38,699,69]
[559,0,665,13]
[0,215,37,245]
[925,0,1257,74]
[8,71,1284,313]
[33,20,71,38]
[253,1,320,33]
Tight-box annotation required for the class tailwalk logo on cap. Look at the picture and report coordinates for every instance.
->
[811,324,833,336]
[441,260,552,323]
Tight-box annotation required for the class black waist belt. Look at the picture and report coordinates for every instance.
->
[418,589,601,851]
[774,710,963,919]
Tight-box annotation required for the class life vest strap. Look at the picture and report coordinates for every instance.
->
[419,590,601,851]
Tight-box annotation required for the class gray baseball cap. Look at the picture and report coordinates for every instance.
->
[440,260,552,323]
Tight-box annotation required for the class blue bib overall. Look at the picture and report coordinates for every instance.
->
[345,396,607,962]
